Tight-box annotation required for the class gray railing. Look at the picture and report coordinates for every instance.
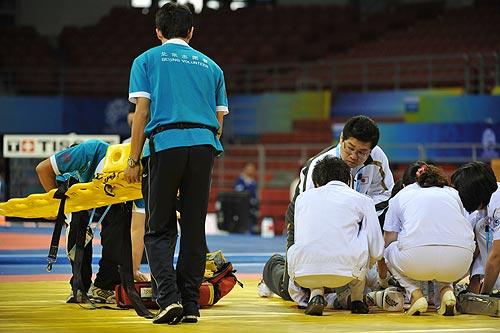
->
[224,52,500,94]
[1,52,498,96]
[214,143,500,197]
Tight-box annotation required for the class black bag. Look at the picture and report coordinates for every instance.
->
[216,192,250,233]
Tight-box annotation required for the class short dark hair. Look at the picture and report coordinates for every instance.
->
[451,161,498,213]
[155,2,193,39]
[312,156,351,187]
[342,115,380,149]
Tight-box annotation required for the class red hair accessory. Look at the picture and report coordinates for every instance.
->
[416,165,427,177]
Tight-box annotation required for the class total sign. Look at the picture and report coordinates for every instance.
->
[3,134,120,158]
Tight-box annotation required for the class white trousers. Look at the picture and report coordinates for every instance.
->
[294,274,365,301]
[384,243,473,297]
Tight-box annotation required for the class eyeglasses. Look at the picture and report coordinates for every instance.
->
[342,141,371,159]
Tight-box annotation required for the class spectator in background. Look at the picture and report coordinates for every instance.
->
[0,158,5,202]
[480,120,498,160]
[0,173,5,202]
[234,163,259,234]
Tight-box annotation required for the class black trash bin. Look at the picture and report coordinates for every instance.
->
[216,191,250,233]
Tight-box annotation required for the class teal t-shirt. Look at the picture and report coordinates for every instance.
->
[51,139,144,208]
[52,139,108,183]
[129,39,229,156]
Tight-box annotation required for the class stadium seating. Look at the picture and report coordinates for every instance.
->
[1,3,498,95]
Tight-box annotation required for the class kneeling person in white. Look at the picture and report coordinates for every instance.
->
[384,164,475,316]
[451,162,500,294]
[287,156,384,315]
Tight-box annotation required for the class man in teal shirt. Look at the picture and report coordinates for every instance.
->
[125,2,228,325]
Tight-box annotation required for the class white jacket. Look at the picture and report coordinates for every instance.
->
[468,185,500,289]
[287,181,384,304]
[384,183,475,252]
[299,144,394,211]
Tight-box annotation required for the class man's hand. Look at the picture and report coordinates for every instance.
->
[124,165,141,183]
[133,270,149,282]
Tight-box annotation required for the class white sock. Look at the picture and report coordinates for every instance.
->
[310,288,324,300]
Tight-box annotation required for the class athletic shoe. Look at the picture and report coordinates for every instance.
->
[89,285,115,304]
[437,290,457,316]
[305,295,326,316]
[351,300,369,314]
[66,290,85,303]
[181,302,200,323]
[406,297,428,316]
[152,302,183,325]
[257,279,274,298]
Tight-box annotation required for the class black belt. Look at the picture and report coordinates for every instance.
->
[149,122,218,162]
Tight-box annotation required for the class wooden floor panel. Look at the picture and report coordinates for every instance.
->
[0,279,498,333]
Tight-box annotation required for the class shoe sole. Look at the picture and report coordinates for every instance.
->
[182,315,199,323]
[153,304,184,324]
[305,303,324,316]
[406,298,428,316]
[438,291,457,316]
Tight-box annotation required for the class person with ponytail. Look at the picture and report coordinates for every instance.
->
[383,163,475,316]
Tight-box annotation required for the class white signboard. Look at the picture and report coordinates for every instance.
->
[3,134,121,158]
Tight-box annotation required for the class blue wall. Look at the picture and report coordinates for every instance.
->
[0,96,131,137]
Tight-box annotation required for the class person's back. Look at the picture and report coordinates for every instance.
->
[125,2,229,324]
[130,31,227,155]
[291,182,377,278]
[384,164,475,316]
[286,156,383,315]
[136,45,223,126]
[390,183,474,251]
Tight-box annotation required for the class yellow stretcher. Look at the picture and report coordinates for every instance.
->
[0,144,142,218]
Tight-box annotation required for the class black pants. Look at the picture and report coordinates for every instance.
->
[261,201,294,301]
[143,145,214,309]
[262,254,292,301]
[67,205,125,292]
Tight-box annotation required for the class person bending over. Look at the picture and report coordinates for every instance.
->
[451,162,500,294]
[384,164,475,316]
[261,115,394,300]
[287,156,384,315]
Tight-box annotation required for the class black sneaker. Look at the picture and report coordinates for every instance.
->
[181,302,200,323]
[305,295,326,316]
[351,300,369,314]
[153,302,183,325]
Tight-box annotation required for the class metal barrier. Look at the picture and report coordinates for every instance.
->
[214,143,500,195]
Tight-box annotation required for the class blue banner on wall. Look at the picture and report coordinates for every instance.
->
[378,123,500,162]
[0,96,131,137]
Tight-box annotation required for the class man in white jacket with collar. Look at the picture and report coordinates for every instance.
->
[287,156,384,315]
[260,115,394,301]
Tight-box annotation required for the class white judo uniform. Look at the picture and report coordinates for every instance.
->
[299,145,394,214]
[468,184,500,290]
[287,181,384,307]
[383,183,475,296]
